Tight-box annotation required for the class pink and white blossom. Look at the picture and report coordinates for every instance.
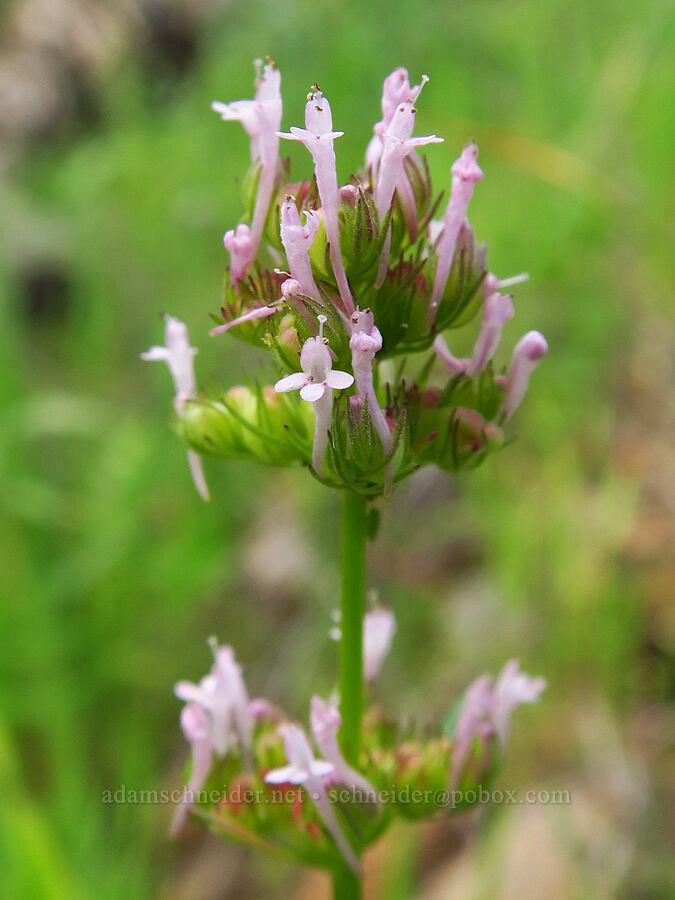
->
[427,143,484,327]
[499,330,548,419]
[223,223,255,284]
[209,302,282,337]
[451,660,546,787]
[374,77,442,222]
[433,291,515,378]
[310,696,378,798]
[265,724,360,874]
[212,59,282,273]
[170,702,214,835]
[174,639,254,758]
[279,196,322,302]
[141,315,209,500]
[274,316,354,473]
[349,309,392,452]
[277,88,354,313]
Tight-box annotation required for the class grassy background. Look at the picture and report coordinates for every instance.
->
[0,0,673,896]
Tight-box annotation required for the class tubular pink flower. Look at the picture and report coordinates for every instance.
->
[366,67,415,175]
[277,88,354,314]
[208,302,282,337]
[374,79,442,221]
[465,291,515,376]
[274,317,354,474]
[363,607,396,682]
[310,697,378,798]
[141,315,209,500]
[349,309,392,453]
[427,143,484,327]
[170,702,214,836]
[491,660,547,745]
[174,639,254,758]
[265,724,360,874]
[433,334,467,377]
[450,661,545,788]
[212,59,282,271]
[279,196,321,301]
[499,330,548,419]
[223,224,255,285]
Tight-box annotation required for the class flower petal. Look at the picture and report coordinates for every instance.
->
[274,372,307,393]
[300,382,326,402]
[264,764,307,785]
[325,370,354,390]
[140,346,170,361]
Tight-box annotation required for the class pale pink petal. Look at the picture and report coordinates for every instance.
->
[274,372,307,393]
[300,382,326,402]
[187,450,210,501]
[140,346,170,361]
[264,764,307,785]
[325,370,354,390]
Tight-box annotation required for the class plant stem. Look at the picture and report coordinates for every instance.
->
[334,490,367,900]
[333,862,363,900]
[339,490,367,765]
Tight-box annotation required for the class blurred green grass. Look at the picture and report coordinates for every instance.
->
[0,0,673,896]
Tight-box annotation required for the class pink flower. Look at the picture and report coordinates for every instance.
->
[141,315,209,500]
[265,724,360,874]
[277,87,354,313]
[274,316,354,474]
[499,330,548,419]
[223,223,255,285]
[174,639,254,758]
[427,143,484,327]
[310,696,378,798]
[349,309,392,452]
[363,607,396,682]
[170,703,214,835]
[279,196,321,301]
[433,291,515,378]
[212,59,282,274]
[212,58,281,166]
[209,302,282,337]
[329,605,396,682]
[374,76,441,221]
[451,660,546,787]
[365,67,418,174]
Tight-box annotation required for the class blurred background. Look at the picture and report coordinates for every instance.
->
[0,0,673,897]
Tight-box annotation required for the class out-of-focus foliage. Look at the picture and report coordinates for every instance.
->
[0,0,672,897]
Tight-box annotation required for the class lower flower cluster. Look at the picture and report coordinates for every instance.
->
[171,619,545,875]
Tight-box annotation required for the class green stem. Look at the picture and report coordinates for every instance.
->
[333,862,363,900]
[334,490,367,900]
[338,490,367,766]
